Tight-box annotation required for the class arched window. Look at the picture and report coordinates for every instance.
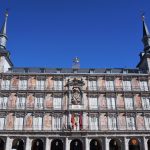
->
[31,139,44,150]
[129,138,140,150]
[90,139,102,150]
[12,139,24,150]
[109,139,121,150]
[70,139,83,150]
[51,139,63,150]
[0,138,5,150]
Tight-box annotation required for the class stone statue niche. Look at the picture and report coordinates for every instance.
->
[71,87,82,105]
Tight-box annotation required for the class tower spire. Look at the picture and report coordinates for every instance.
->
[0,10,8,49]
[142,15,150,52]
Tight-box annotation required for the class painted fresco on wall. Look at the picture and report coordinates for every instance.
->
[99,94,106,110]
[6,113,14,130]
[45,77,53,90]
[25,114,33,129]
[11,76,19,90]
[43,114,51,130]
[28,77,36,90]
[132,78,140,90]
[100,113,107,130]
[8,93,17,108]
[134,94,142,109]
[99,77,105,90]
[44,94,52,109]
[118,113,126,130]
[27,94,34,108]
[136,114,144,130]
[116,94,124,110]
[115,77,122,90]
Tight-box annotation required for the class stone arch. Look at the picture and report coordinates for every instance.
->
[70,139,83,150]
[51,139,63,150]
[109,139,121,150]
[31,139,44,150]
[129,138,140,150]
[0,138,5,150]
[12,138,24,150]
[90,139,102,150]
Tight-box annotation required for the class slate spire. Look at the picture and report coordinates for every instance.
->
[0,10,8,49]
[142,15,150,52]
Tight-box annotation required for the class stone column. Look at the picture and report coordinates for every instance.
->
[25,137,32,150]
[124,137,129,150]
[85,137,89,150]
[143,137,148,150]
[45,138,51,150]
[105,137,110,150]
[5,137,13,150]
[65,137,69,150]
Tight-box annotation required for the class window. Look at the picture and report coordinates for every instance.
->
[35,97,43,109]
[107,97,116,110]
[144,116,150,130]
[125,98,133,110]
[14,117,23,130]
[16,97,25,109]
[54,80,62,90]
[53,98,62,109]
[53,116,61,130]
[89,98,98,109]
[108,116,117,130]
[0,97,8,109]
[89,116,98,130]
[123,80,131,91]
[33,117,42,130]
[106,80,114,91]
[36,80,45,90]
[88,80,97,90]
[1,79,10,90]
[140,81,148,91]
[0,118,5,130]
[19,80,27,90]
[142,97,150,110]
[126,116,135,130]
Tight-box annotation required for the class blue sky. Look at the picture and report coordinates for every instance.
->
[0,0,150,68]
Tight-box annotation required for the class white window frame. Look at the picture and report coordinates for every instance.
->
[126,116,135,130]
[1,79,10,90]
[106,80,114,91]
[140,81,148,91]
[53,116,61,130]
[33,116,42,130]
[14,117,23,130]
[123,80,131,91]
[144,116,150,130]
[36,80,45,90]
[89,116,98,130]
[108,116,117,130]
[16,97,25,109]
[0,117,5,130]
[107,97,116,110]
[142,97,150,110]
[0,97,8,109]
[54,80,62,90]
[89,97,98,109]
[34,97,43,109]
[88,80,97,91]
[19,80,27,90]
[53,97,62,109]
[125,97,133,110]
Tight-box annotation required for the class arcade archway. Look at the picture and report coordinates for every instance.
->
[0,138,5,150]
[12,139,24,150]
[70,139,83,150]
[90,139,102,150]
[31,139,44,150]
[109,139,121,150]
[51,139,63,150]
[129,138,140,150]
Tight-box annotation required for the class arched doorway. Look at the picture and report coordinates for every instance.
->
[0,138,5,150]
[147,139,150,150]
[109,139,121,150]
[31,139,44,150]
[70,139,83,150]
[51,139,63,150]
[12,139,24,150]
[129,138,140,150]
[90,139,102,150]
